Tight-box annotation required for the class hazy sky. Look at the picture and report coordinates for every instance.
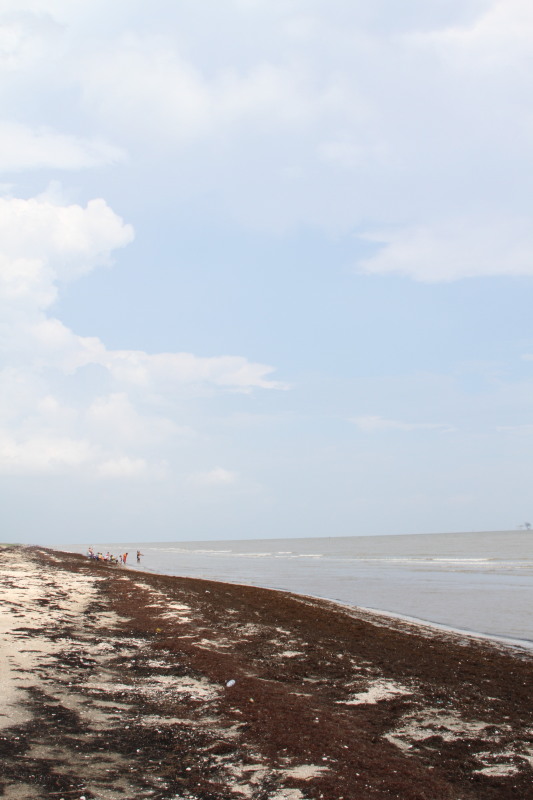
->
[2,0,533,544]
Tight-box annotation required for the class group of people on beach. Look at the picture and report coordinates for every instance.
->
[87,547,143,565]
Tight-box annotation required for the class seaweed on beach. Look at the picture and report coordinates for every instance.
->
[0,546,532,800]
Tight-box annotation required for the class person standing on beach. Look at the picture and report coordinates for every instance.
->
[136,550,142,563]
[122,552,128,564]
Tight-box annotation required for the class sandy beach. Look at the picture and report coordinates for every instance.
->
[1,547,532,800]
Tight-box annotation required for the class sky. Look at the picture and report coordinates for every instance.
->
[2,0,533,544]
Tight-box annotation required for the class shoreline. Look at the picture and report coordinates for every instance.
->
[122,558,533,655]
[336,602,533,654]
[62,529,533,646]
[1,545,532,799]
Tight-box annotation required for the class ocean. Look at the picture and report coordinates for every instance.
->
[66,530,533,648]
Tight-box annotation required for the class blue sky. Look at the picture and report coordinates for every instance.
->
[2,0,533,543]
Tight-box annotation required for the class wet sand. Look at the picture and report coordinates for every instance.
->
[1,546,532,800]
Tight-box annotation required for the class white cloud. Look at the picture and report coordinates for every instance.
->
[352,415,453,433]
[0,427,160,478]
[96,456,150,479]
[0,9,61,72]
[0,431,95,474]
[3,1,533,540]
[44,0,532,258]
[188,467,238,486]
[0,194,134,295]
[94,350,285,392]
[4,1,532,256]
[0,379,172,477]
[496,424,533,434]
[80,34,331,146]
[0,191,284,477]
[318,138,390,170]
[358,218,533,282]
[0,122,125,171]
[86,393,184,446]
[0,192,284,388]
[408,0,533,72]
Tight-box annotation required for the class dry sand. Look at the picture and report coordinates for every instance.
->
[0,546,532,799]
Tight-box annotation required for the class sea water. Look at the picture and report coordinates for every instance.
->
[68,530,533,647]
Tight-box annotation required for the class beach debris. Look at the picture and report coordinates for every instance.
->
[283,764,329,780]
[226,679,236,687]
[339,679,411,705]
